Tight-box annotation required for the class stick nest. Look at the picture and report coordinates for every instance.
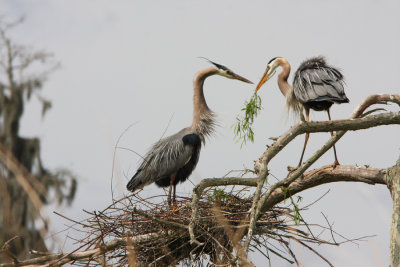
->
[64,187,341,267]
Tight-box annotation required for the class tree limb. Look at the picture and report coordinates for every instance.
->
[0,142,48,222]
[387,156,400,267]
[244,94,400,250]
[259,164,387,213]
[0,232,171,267]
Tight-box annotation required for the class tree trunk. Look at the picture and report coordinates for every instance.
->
[389,156,400,267]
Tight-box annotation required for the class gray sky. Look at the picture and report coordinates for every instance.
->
[1,0,400,266]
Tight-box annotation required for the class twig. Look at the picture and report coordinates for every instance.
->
[291,237,334,267]
[133,207,188,230]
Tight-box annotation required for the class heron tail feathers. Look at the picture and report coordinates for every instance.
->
[126,169,146,192]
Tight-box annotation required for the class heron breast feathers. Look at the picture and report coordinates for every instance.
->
[182,133,201,147]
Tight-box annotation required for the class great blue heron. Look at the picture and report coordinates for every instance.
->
[127,60,252,206]
[255,56,349,166]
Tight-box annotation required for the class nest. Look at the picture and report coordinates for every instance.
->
[60,186,347,267]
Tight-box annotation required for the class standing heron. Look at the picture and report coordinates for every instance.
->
[255,56,349,166]
[127,60,252,206]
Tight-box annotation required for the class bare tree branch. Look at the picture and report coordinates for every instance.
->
[259,164,387,213]
[244,94,400,250]
[0,234,167,267]
[0,142,48,223]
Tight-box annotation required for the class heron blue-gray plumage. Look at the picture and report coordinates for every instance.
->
[127,61,252,206]
[293,57,348,109]
[255,56,349,166]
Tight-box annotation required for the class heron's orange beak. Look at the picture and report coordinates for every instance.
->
[255,70,269,91]
[233,73,253,84]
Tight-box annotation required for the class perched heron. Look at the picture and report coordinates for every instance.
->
[255,56,349,166]
[127,60,252,206]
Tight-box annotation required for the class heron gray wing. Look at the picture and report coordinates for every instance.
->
[155,133,202,187]
[293,60,347,104]
[126,128,195,191]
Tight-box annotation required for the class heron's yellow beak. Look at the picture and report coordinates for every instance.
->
[256,66,273,92]
[255,69,270,91]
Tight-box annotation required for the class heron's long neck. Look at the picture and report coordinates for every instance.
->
[277,59,302,114]
[277,59,292,97]
[191,67,218,139]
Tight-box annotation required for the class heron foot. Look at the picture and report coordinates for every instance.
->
[169,201,180,212]
[331,161,340,168]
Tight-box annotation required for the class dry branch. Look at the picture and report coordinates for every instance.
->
[1,238,128,267]
[259,164,387,213]
[0,142,47,214]
[244,94,400,250]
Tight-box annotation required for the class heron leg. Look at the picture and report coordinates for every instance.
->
[327,110,340,166]
[298,108,310,167]
[173,183,177,205]
[168,173,177,207]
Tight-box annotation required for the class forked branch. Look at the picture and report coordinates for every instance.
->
[244,94,400,250]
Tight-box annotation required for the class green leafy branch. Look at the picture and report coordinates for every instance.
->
[208,186,228,203]
[233,91,263,146]
[281,186,303,225]
[290,195,302,225]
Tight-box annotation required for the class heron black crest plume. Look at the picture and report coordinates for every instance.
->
[198,56,229,71]
[267,57,280,64]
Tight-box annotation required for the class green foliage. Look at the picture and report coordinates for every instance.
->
[290,195,302,225]
[233,91,263,146]
[208,187,228,203]
[281,186,303,225]
[281,185,288,200]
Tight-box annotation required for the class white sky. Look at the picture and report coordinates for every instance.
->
[1,1,400,266]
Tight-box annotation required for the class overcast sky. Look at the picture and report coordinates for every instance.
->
[1,1,400,266]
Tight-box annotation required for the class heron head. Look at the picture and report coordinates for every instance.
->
[255,57,282,91]
[201,58,253,84]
